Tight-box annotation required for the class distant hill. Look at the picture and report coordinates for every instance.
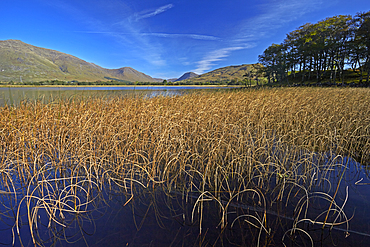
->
[167,78,178,82]
[107,67,161,82]
[175,72,198,82]
[0,40,160,83]
[183,64,262,84]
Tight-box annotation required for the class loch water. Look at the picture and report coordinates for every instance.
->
[1,86,370,246]
[0,86,231,107]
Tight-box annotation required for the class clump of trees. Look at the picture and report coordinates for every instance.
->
[258,11,370,85]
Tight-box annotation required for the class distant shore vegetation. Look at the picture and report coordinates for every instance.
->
[0,79,235,86]
[0,76,266,87]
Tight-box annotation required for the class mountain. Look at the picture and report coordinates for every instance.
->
[182,64,262,84]
[167,78,178,82]
[108,67,161,82]
[175,72,198,82]
[0,40,160,83]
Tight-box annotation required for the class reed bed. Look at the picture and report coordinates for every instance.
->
[0,87,369,246]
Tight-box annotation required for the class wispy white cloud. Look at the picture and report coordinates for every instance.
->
[57,3,169,68]
[237,0,323,43]
[116,22,167,67]
[40,0,169,70]
[75,31,219,41]
[194,46,255,74]
[131,4,174,22]
[192,0,324,74]
[140,33,220,41]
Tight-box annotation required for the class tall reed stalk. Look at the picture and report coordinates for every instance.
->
[0,87,369,246]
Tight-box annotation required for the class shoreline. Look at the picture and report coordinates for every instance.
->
[0,84,238,88]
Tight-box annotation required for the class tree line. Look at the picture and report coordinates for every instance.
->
[11,79,228,86]
[258,11,370,85]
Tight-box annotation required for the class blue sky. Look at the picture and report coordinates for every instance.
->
[1,0,370,79]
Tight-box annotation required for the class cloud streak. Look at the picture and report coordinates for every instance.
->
[193,0,324,74]
[194,46,254,74]
[74,31,219,42]
[132,4,174,21]
[140,33,220,41]
[41,1,170,69]
[237,0,323,43]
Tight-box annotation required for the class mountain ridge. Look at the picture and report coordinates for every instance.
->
[174,72,198,82]
[0,40,161,83]
[0,39,262,85]
[182,64,262,84]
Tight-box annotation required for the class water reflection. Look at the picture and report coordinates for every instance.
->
[0,86,231,107]
[1,154,370,246]
[1,87,370,246]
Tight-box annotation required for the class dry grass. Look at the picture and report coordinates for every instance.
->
[0,87,369,246]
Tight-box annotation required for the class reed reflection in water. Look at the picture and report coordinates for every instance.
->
[0,87,369,246]
[0,86,229,107]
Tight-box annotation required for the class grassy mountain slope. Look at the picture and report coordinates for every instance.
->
[108,67,161,82]
[175,72,198,82]
[183,64,260,84]
[0,40,159,82]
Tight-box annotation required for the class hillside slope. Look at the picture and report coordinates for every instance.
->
[183,64,261,84]
[0,40,159,82]
[175,72,198,82]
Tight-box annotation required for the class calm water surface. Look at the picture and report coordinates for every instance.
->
[2,159,369,246]
[0,86,232,107]
[1,86,370,246]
